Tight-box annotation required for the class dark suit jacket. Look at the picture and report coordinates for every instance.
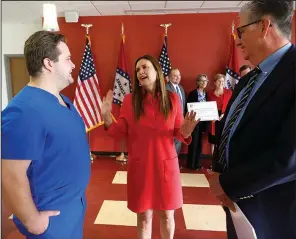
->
[213,45,296,233]
[166,81,186,113]
[186,88,207,111]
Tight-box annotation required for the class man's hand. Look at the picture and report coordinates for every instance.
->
[207,170,236,212]
[24,210,60,235]
[217,194,236,212]
[2,160,61,235]
[207,170,224,196]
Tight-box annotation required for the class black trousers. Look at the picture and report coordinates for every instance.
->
[187,122,206,169]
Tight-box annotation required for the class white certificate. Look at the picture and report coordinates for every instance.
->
[187,101,219,121]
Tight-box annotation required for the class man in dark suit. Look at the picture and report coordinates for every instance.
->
[166,68,186,160]
[239,64,251,77]
[208,1,296,238]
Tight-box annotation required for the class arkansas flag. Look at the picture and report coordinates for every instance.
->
[112,34,132,117]
[225,31,240,90]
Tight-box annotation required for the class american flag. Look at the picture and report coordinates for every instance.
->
[113,35,132,106]
[225,32,240,90]
[73,35,103,132]
[159,35,171,80]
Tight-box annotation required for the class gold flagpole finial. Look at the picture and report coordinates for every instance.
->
[121,22,125,43]
[160,23,172,36]
[121,22,124,35]
[231,20,235,34]
[81,24,93,35]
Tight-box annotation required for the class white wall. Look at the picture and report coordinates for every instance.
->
[2,22,42,109]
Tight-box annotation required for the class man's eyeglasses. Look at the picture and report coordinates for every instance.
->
[236,19,272,39]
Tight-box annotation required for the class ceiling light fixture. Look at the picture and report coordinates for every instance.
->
[43,3,59,31]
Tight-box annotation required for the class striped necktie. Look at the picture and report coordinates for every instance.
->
[218,66,262,171]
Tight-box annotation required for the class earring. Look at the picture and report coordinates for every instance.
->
[139,83,142,87]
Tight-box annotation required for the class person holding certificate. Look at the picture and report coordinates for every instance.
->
[101,55,199,239]
[186,74,209,170]
[239,65,251,77]
[207,74,232,152]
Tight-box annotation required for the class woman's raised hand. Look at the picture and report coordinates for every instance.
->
[181,111,200,138]
[102,90,113,125]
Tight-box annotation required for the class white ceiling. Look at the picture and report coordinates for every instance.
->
[2,1,295,24]
[2,1,249,24]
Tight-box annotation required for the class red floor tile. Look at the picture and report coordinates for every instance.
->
[2,157,227,239]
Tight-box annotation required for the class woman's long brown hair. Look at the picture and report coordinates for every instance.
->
[132,55,172,121]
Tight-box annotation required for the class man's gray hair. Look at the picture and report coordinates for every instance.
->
[240,0,294,40]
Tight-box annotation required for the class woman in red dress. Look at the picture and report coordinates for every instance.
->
[207,74,232,153]
[101,55,199,239]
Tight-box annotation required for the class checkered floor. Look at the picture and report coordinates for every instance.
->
[3,158,227,239]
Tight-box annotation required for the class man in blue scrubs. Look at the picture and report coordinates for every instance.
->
[2,31,91,238]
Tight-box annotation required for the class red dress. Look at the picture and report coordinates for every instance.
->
[106,92,192,213]
[207,89,232,136]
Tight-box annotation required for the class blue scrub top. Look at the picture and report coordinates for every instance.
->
[2,86,91,209]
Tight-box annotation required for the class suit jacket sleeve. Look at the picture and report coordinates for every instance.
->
[219,102,296,201]
[166,82,175,93]
[165,83,171,92]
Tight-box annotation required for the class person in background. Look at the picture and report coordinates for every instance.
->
[2,31,90,238]
[166,68,186,168]
[101,55,199,239]
[186,74,209,170]
[209,1,296,238]
[207,74,232,154]
[239,64,251,77]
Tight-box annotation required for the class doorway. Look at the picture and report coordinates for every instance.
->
[7,56,30,97]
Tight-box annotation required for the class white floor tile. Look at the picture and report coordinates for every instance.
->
[112,171,127,184]
[182,204,226,231]
[112,171,209,187]
[94,200,137,226]
[180,173,209,187]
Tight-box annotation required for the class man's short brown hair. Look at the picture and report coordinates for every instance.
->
[24,31,66,77]
[168,68,181,79]
[239,64,251,73]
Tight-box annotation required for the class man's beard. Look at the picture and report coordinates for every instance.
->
[56,73,69,91]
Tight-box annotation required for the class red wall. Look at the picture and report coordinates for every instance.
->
[58,12,296,154]
[294,11,296,43]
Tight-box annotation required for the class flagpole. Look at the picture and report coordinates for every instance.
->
[81,23,95,164]
[160,23,172,82]
[116,22,128,164]
[160,23,172,47]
